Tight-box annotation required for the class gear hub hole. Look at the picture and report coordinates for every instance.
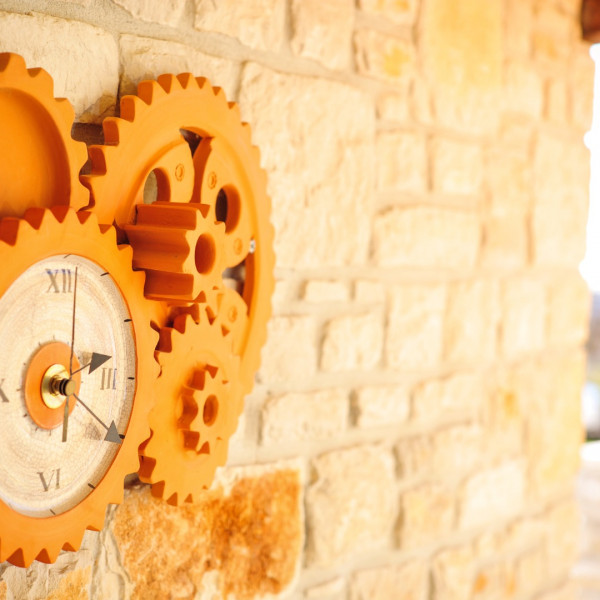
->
[195,234,216,274]
[203,395,218,426]
[216,186,241,233]
[143,169,170,205]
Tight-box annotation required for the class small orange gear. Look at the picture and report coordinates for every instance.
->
[0,53,89,218]
[0,207,158,567]
[80,73,275,396]
[139,309,241,505]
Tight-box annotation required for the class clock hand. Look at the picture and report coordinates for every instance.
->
[70,353,111,377]
[72,393,122,444]
[63,266,79,443]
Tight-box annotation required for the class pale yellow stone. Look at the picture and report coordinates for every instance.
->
[322,313,383,372]
[350,561,428,600]
[303,280,350,303]
[239,63,374,268]
[546,78,569,124]
[354,280,385,304]
[546,501,580,574]
[537,583,579,600]
[306,577,347,599]
[376,130,427,194]
[395,436,434,479]
[355,29,415,82]
[548,272,590,347]
[570,49,595,131]
[472,562,512,600]
[421,0,502,135]
[358,0,418,24]
[353,385,410,428]
[433,425,484,480]
[486,151,532,217]
[499,115,535,151]
[514,548,545,597]
[291,0,354,70]
[272,280,299,314]
[0,12,118,123]
[372,207,480,269]
[433,544,475,600]
[386,284,446,369]
[533,6,573,67]
[500,278,546,358]
[445,280,499,364]
[400,483,455,547]
[306,445,396,565]
[119,35,240,99]
[261,389,348,444]
[432,138,483,196]
[258,316,317,383]
[377,88,410,123]
[459,462,526,530]
[482,216,528,270]
[112,0,186,26]
[505,0,532,58]
[503,61,544,118]
[194,0,286,51]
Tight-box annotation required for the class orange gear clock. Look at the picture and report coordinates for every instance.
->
[0,52,274,565]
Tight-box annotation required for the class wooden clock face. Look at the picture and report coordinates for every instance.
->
[0,255,135,518]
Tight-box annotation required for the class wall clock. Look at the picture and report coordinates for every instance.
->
[0,52,274,565]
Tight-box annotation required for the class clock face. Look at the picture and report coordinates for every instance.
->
[0,255,136,518]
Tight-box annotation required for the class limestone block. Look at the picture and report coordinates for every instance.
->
[350,561,428,600]
[570,50,595,131]
[303,280,350,303]
[305,577,347,599]
[110,461,303,600]
[432,425,485,480]
[399,483,455,547]
[358,0,418,25]
[499,115,535,151]
[432,138,483,196]
[352,384,410,428]
[533,133,589,266]
[239,63,375,268]
[258,316,317,384]
[505,0,532,58]
[472,562,513,599]
[354,29,415,82]
[272,279,299,314]
[503,61,544,118]
[548,272,590,347]
[306,445,396,566]
[386,284,446,369]
[0,12,118,123]
[377,88,410,123]
[533,6,573,67]
[420,0,502,135]
[482,217,528,270]
[376,130,427,194]
[112,0,186,26]
[261,389,348,444]
[500,278,546,358]
[546,500,580,574]
[291,0,354,70]
[486,152,532,217]
[537,583,579,600]
[373,207,480,269]
[546,79,569,124]
[459,462,526,530]
[354,280,385,304]
[194,0,286,51]
[395,436,435,479]
[119,35,240,99]
[514,548,546,597]
[321,313,383,372]
[432,544,475,600]
[413,372,484,420]
[445,280,499,364]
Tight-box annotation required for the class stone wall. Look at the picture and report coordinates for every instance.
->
[0,0,594,598]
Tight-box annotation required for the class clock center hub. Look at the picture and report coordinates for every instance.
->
[42,364,75,409]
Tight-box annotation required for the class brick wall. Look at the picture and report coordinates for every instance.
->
[0,0,594,599]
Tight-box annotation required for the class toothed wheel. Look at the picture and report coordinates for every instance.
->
[0,53,89,218]
[0,207,158,567]
[139,310,241,505]
[81,72,275,397]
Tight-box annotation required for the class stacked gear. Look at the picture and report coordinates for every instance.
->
[0,52,274,566]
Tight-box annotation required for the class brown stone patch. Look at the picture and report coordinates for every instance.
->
[0,581,6,600]
[112,469,302,600]
[46,567,91,600]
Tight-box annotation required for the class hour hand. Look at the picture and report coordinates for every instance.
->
[71,353,111,377]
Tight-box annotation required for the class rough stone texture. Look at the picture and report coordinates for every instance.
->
[432,138,484,196]
[112,0,186,26]
[194,0,286,51]
[291,0,354,70]
[0,12,118,122]
[306,445,396,566]
[350,561,428,600]
[548,273,590,347]
[420,0,503,134]
[396,436,435,480]
[354,280,385,304]
[303,280,350,303]
[376,130,427,194]
[358,0,418,25]
[111,463,303,599]
[261,389,348,444]
[305,577,347,599]
[321,313,384,372]
[119,35,240,99]
[432,544,475,600]
[504,61,544,118]
[386,284,446,369]
[352,384,410,428]
[533,5,573,67]
[373,207,480,269]
[354,29,415,82]
[240,63,374,268]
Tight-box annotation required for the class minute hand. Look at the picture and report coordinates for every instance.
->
[73,393,122,444]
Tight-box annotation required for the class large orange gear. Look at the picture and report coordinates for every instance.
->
[0,207,158,567]
[80,73,275,396]
[139,309,241,505]
[0,53,89,218]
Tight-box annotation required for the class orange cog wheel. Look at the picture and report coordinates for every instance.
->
[0,207,158,567]
[0,53,89,218]
[139,310,241,505]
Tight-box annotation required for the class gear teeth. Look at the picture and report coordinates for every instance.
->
[103,117,132,145]
[55,97,76,126]
[212,86,227,104]
[120,94,147,123]
[86,145,109,174]
[177,72,198,90]
[0,218,23,245]
[27,67,54,98]
[157,73,183,94]
[195,76,210,90]
[137,79,167,105]
[227,102,241,122]
[35,546,60,565]
[0,52,25,75]
[241,121,253,143]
